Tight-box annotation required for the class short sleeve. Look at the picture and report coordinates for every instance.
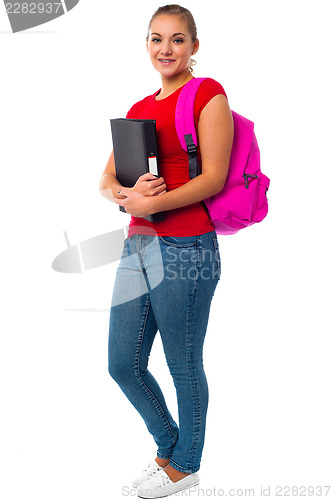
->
[194,78,227,125]
[126,103,136,119]
[125,92,157,119]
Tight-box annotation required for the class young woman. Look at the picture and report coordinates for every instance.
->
[100,5,233,498]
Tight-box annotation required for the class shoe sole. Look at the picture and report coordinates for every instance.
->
[137,478,200,498]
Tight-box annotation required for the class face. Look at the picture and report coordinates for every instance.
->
[147,14,199,79]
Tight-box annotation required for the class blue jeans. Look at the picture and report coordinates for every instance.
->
[108,230,221,473]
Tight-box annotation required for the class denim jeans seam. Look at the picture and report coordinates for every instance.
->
[134,296,178,448]
[169,458,200,474]
[212,237,221,279]
[137,235,178,451]
[157,451,173,460]
[184,245,201,470]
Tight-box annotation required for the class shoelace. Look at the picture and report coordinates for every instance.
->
[142,461,160,473]
[150,470,170,487]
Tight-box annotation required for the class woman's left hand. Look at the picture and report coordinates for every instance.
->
[115,188,153,217]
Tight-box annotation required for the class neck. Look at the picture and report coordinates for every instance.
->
[159,71,193,98]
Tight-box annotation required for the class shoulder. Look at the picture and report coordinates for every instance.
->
[126,91,159,118]
[194,78,228,117]
[197,77,227,98]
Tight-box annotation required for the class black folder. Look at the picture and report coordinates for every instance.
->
[110,118,164,223]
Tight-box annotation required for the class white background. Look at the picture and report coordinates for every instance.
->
[0,0,331,498]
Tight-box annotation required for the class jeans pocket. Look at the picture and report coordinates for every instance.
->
[212,237,221,278]
[159,235,198,248]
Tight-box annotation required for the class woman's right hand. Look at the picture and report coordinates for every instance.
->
[100,151,166,203]
[132,173,167,196]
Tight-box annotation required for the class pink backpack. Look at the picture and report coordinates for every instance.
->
[175,77,270,235]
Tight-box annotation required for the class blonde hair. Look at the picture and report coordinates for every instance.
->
[147,4,198,74]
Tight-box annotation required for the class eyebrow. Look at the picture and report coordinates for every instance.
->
[151,32,186,37]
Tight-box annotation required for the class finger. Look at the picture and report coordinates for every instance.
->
[115,195,129,206]
[150,176,164,185]
[138,172,156,181]
[152,186,166,196]
[147,178,166,189]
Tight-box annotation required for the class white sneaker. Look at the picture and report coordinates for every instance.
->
[132,460,167,488]
[137,469,200,498]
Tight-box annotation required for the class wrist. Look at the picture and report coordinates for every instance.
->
[146,195,159,215]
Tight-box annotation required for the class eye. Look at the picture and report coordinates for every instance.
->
[151,37,161,43]
[173,38,184,44]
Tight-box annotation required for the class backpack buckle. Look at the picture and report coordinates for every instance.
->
[184,134,197,157]
[187,143,197,157]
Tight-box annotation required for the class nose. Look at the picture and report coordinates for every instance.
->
[161,41,172,56]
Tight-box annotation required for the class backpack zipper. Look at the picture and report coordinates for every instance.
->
[243,173,258,189]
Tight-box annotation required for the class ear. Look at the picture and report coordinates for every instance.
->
[146,39,149,53]
[192,38,199,55]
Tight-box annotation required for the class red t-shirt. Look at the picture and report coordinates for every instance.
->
[126,78,227,237]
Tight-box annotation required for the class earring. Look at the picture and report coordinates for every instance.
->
[189,57,197,74]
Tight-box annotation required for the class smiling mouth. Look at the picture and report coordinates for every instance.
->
[158,59,175,64]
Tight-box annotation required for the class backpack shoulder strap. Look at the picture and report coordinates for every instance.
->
[175,77,207,179]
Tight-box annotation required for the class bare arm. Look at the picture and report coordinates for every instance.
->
[115,94,234,217]
[99,151,124,203]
